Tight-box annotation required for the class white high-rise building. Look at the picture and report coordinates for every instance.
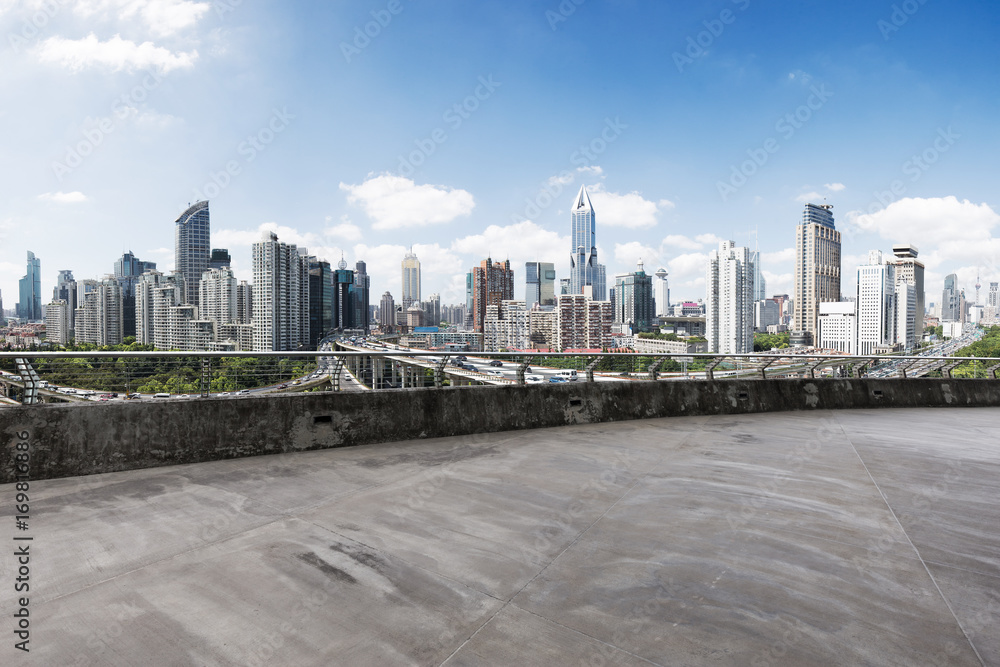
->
[817,302,857,354]
[75,278,123,346]
[654,268,670,317]
[44,299,71,345]
[856,251,896,356]
[236,281,253,325]
[705,240,755,354]
[252,232,310,352]
[199,268,237,327]
[484,300,530,351]
[895,281,916,350]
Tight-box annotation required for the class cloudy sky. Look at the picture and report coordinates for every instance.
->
[2,0,999,311]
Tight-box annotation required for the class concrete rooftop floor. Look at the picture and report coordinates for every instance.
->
[3,407,1000,666]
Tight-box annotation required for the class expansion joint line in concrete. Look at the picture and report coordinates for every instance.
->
[834,417,986,667]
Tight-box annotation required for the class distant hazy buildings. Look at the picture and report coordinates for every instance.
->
[175,201,211,307]
[525,261,556,309]
[941,274,960,322]
[401,249,421,309]
[252,232,309,351]
[17,251,42,321]
[472,257,514,333]
[793,203,841,340]
[706,240,755,354]
[568,186,607,300]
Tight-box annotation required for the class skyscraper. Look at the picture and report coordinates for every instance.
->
[332,258,355,331]
[379,292,395,332]
[45,299,71,345]
[208,249,232,271]
[17,251,42,321]
[793,203,841,339]
[354,260,371,332]
[114,251,157,339]
[941,274,960,322]
[472,257,514,333]
[75,278,123,346]
[401,249,421,309]
[653,268,670,317]
[175,201,211,307]
[252,232,310,351]
[856,251,896,356]
[236,281,253,325]
[613,259,655,334]
[569,186,607,300]
[199,267,238,327]
[888,245,924,340]
[53,270,78,337]
[525,261,556,309]
[706,240,755,354]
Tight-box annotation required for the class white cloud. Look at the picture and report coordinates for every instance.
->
[35,33,198,73]
[614,242,660,267]
[547,172,575,187]
[586,183,667,229]
[853,197,1000,271]
[71,0,210,37]
[340,174,475,231]
[661,235,703,251]
[353,242,465,301]
[762,270,792,297]
[576,165,604,177]
[38,191,89,203]
[825,183,846,192]
[694,233,725,247]
[795,191,824,204]
[762,247,794,264]
[667,252,711,293]
[324,216,363,242]
[451,220,565,262]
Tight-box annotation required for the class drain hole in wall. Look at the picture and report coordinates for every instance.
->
[569,399,582,407]
[314,415,333,424]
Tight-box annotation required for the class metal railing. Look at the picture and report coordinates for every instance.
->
[0,350,996,406]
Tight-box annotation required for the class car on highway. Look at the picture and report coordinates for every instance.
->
[548,376,568,383]
[526,375,543,383]
[488,360,503,367]
[153,393,170,398]
[238,389,250,395]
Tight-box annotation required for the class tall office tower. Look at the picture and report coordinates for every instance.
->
[793,203,841,339]
[208,249,232,271]
[751,251,767,302]
[613,260,655,334]
[332,258,355,331]
[754,300,780,331]
[568,186,607,300]
[560,278,571,295]
[472,257,514,333]
[236,281,253,325]
[75,278,123,346]
[44,299,71,345]
[427,293,441,327]
[0,289,5,326]
[653,268,670,317]
[464,271,475,330]
[941,274,959,322]
[199,267,238,327]
[354,260,371,332]
[17,251,42,321]
[554,294,613,351]
[308,258,332,348]
[53,270,78,336]
[525,262,556,309]
[379,292,395,331]
[856,250,896,356]
[888,245,925,333]
[175,200,211,307]
[114,251,157,339]
[705,240,755,354]
[987,283,999,321]
[401,249,421,309]
[252,232,310,352]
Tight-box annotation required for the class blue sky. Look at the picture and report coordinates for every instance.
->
[2,0,999,311]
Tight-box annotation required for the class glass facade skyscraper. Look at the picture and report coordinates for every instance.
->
[401,250,421,309]
[17,251,42,321]
[525,261,556,309]
[175,201,211,307]
[569,186,607,300]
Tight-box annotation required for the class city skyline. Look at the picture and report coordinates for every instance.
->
[2,1,999,312]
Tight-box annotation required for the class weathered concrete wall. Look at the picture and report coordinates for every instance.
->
[3,378,999,483]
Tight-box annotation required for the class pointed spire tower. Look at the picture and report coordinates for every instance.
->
[569,185,606,299]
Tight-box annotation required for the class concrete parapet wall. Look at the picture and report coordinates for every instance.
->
[3,378,999,483]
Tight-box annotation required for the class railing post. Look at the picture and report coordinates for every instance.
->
[201,357,211,398]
